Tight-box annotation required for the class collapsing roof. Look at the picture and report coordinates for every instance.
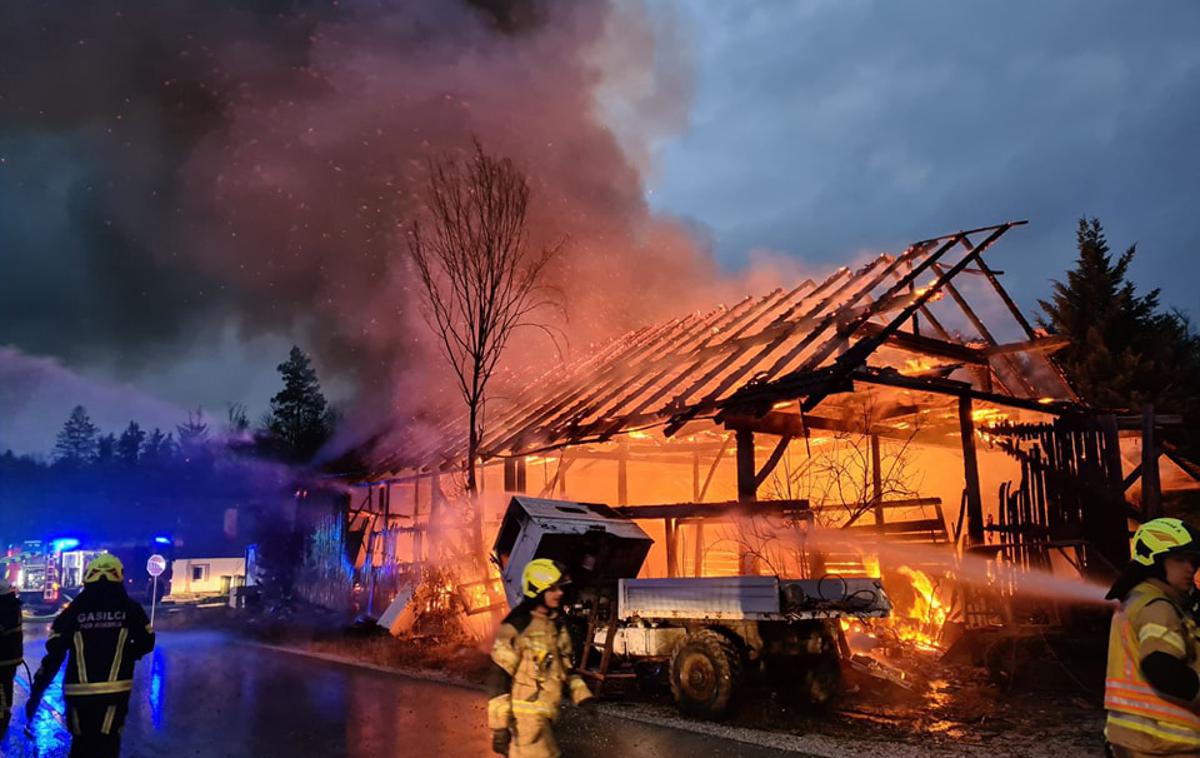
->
[360,221,1080,480]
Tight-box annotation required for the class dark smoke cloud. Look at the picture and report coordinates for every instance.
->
[0,0,711,437]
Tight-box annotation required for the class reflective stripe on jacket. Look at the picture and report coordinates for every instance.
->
[1105,579,1200,753]
[486,606,591,731]
[34,582,155,699]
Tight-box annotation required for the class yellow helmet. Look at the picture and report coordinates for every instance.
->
[84,554,125,584]
[1131,518,1200,567]
[522,558,568,598]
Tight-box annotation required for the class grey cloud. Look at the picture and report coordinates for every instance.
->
[649,0,1200,316]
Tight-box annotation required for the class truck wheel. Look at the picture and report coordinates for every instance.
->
[669,629,742,718]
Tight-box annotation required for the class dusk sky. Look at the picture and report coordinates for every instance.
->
[2,0,1198,456]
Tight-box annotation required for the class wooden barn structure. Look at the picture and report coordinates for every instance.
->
[301,221,1193,628]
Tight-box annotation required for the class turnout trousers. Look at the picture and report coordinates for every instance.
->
[65,693,130,758]
[511,712,559,758]
[0,664,14,734]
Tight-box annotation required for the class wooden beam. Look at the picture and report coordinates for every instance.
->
[698,434,731,502]
[754,434,793,488]
[846,518,947,535]
[810,496,942,512]
[1142,404,1162,518]
[612,499,809,520]
[854,321,987,365]
[959,396,985,546]
[984,335,1070,357]
[723,410,941,446]
[1122,463,1144,492]
[736,428,756,503]
[812,224,1018,405]
[849,367,1077,415]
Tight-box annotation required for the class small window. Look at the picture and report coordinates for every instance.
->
[555,506,587,515]
[192,564,210,582]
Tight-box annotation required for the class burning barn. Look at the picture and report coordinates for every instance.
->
[310,220,1195,656]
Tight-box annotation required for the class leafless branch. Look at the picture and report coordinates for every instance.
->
[407,138,564,558]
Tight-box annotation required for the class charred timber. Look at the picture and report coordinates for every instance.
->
[611,499,810,520]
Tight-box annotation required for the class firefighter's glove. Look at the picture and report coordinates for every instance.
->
[491,728,511,756]
[25,669,49,722]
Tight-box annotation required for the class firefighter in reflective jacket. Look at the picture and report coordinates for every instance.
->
[26,554,155,758]
[0,578,22,736]
[486,559,594,757]
[1105,518,1200,756]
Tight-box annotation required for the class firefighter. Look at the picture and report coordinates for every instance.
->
[25,554,155,758]
[0,578,21,736]
[1105,517,1200,756]
[486,559,595,757]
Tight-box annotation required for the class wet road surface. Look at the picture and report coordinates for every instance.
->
[6,629,803,757]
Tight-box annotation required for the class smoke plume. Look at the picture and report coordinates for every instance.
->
[0,0,718,445]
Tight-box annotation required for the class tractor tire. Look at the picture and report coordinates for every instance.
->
[669,629,743,718]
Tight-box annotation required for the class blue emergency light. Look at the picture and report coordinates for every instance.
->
[51,538,79,553]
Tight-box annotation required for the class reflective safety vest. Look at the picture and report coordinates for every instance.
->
[1105,581,1200,752]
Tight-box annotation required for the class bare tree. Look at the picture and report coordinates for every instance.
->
[408,139,562,558]
[766,397,923,529]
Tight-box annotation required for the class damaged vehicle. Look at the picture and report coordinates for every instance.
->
[493,495,892,717]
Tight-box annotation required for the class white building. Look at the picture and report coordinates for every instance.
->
[168,556,246,597]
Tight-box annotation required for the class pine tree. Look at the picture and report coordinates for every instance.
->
[141,428,177,467]
[95,433,117,466]
[53,406,98,466]
[117,421,145,467]
[266,346,331,461]
[1040,217,1200,411]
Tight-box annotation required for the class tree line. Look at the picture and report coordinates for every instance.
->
[0,346,337,544]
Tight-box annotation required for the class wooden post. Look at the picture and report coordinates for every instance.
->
[736,429,756,503]
[735,429,756,574]
[413,479,424,564]
[693,522,704,577]
[1099,414,1131,567]
[665,518,678,577]
[504,458,517,492]
[692,452,701,502]
[871,434,884,529]
[617,443,629,506]
[959,396,985,546]
[516,458,527,494]
[1142,404,1162,518]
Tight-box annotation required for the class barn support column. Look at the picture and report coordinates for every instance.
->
[958,397,985,546]
[1142,404,1162,519]
[735,429,756,573]
[736,429,756,503]
[413,478,424,564]
[871,434,884,529]
[665,518,678,577]
[503,458,528,494]
[1098,413,1132,570]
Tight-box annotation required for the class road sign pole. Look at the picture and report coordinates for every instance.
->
[151,575,158,626]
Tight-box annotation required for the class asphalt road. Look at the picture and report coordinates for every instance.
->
[5,628,803,757]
